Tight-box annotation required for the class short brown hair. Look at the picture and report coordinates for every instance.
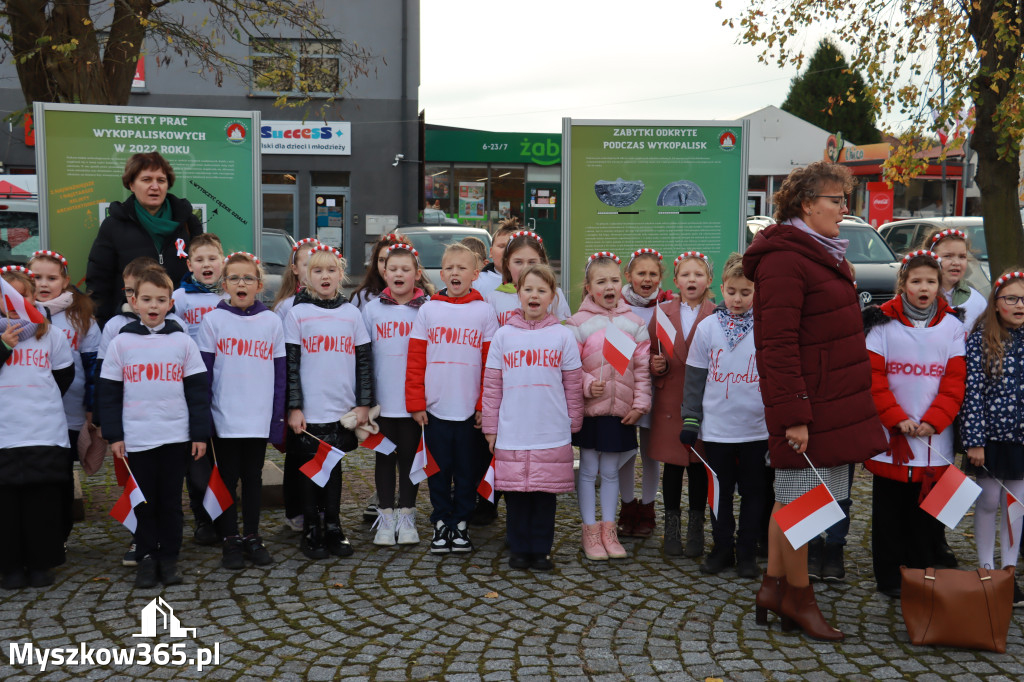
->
[122,152,175,190]
[493,217,521,239]
[188,233,223,257]
[460,236,488,267]
[773,161,855,224]
[224,252,264,281]
[132,268,174,296]
[720,252,747,283]
[122,256,161,281]
[517,263,557,291]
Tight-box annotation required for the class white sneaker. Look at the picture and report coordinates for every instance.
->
[396,508,420,545]
[284,515,304,533]
[372,508,396,546]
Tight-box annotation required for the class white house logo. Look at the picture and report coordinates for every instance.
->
[134,597,196,638]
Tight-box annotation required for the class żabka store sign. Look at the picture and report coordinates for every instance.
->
[260,121,352,156]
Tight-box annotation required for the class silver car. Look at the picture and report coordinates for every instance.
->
[393,224,493,291]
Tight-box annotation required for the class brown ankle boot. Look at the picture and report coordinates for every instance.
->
[779,582,844,641]
[633,501,656,538]
[617,499,639,537]
[755,574,797,631]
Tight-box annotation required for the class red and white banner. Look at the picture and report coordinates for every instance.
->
[409,431,440,484]
[919,465,982,529]
[1,277,47,324]
[773,483,846,550]
[203,465,234,520]
[300,439,345,487]
[602,322,637,376]
[110,474,146,533]
[477,455,496,503]
[704,460,720,520]
[361,432,397,455]
[654,305,676,356]
[1007,492,1024,548]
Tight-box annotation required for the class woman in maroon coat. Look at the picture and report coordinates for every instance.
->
[742,162,886,641]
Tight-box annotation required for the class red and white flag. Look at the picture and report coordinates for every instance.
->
[409,432,440,484]
[602,322,637,376]
[300,439,345,487]
[1007,492,1024,548]
[703,460,720,520]
[109,474,146,533]
[361,432,397,455]
[919,465,982,529]
[202,465,234,520]
[774,483,846,550]
[477,455,496,503]
[654,305,676,355]
[1,277,46,324]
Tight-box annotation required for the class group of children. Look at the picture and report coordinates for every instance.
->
[3,219,1023,599]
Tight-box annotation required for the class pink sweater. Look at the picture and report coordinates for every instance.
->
[565,296,652,418]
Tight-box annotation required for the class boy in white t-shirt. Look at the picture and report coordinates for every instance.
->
[406,243,499,554]
[679,253,769,580]
[98,268,210,589]
[171,233,226,339]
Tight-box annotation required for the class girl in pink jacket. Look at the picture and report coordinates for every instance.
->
[565,253,652,561]
[482,264,584,571]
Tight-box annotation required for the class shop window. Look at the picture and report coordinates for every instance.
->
[424,165,452,214]
[490,166,525,222]
[453,166,488,223]
[251,39,342,96]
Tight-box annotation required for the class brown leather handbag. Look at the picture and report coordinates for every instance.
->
[900,566,1015,652]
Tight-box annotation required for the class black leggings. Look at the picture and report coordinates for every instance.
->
[374,417,421,509]
[213,437,267,538]
[298,422,355,528]
[662,462,708,513]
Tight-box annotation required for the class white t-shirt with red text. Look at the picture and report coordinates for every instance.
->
[362,299,419,418]
[98,311,185,359]
[99,327,206,452]
[0,327,73,449]
[50,310,101,431]
[172,289,225,341]
[284,301,371,425]
[198,307,285,438]
[410,299,499,421]
[685,315,768,443]
[485,323,582,450]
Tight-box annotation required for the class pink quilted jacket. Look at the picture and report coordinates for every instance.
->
[565,296,652,417]
[481,312,584,493]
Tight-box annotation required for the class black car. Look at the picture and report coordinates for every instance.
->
[838,220,899,307]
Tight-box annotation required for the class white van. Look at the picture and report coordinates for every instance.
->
[0,176,40,268]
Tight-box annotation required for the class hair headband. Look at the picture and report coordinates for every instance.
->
[386,243,419,258]
[509,230,543,245]
[629,248,663,264]
[0,265,34,278]
[292,237,321,252]
[900,249,941,271]
[31,250,68,271]
[994,271,1024,293]
[931,229,967,246]
[224,251,261,265]
[586,252,621,271]
[309,244,343,258]
[674,251,710,267]
[382,233,402,243]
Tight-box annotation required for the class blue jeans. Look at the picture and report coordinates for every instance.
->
[425,414,481,526]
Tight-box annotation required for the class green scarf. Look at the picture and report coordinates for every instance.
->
[944,279,973,307]
[133,197,179,252]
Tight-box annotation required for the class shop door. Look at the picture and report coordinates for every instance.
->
[312,187,350,255]
[525,182,560,261]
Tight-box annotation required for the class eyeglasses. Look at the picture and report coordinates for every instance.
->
[225,275,259,285]
[998,295,1024,306]
[817,194,848,207]
[123,287,135,297]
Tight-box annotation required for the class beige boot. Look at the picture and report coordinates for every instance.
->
[600,520,627,559]
[581,523,608,561]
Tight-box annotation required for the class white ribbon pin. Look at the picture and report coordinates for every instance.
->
[175,238,187,258]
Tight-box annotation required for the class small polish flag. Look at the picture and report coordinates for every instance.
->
[774,483,846,550]
[300,439,345,487]
[109,474,146,533]
[602,322,637,376]
[1006,492,1024,548]
[477,455,496,503]
[703,460,720,520]
[409,432,440,484]
[654,305,676,355]
[919,465,982,529]
[202,465,234,521]
[1,277,47,324]
[360,432,397,455]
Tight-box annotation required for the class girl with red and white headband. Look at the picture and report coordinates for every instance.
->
[961,269,1024,605]
[27,250,101,543]
[483,230,571,326]
[565,252,651,562]
[272,238,321,324]
[863,250,966,599]
[928,228,987,333]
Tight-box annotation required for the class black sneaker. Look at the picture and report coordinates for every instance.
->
[807,536,824,582]
[821,543,846,582]
[134,557,159,589]
[158,559,183,586]
[1013,581,1024,609]
[28,569,54,588]
[469,498,498,526]
[221,536,246,570]
[933,538,958,568]
[508,553,530,569]
[324,524,354,557]
[2,570,28,590]
[530,555,555,572]
[242,535,273,566]
[122,542,138,567]
[429,521,451,554]
[301,525,329,560]
[735,552,760,579]
[699,544,735,575]
[450,521,473,553]
[193,521,219,546]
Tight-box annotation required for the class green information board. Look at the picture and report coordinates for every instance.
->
[561,119,748,308]
[34,103,261,286]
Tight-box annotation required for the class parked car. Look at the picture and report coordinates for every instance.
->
[260,228,295,303]
[878,216,990,294]
[0,181,40,268]
[422,208,459,225]
[394,224,492,290]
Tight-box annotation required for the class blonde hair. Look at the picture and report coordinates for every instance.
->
[720,252,746,283]
[441,242,478,266]
[273,239,319,310]
[306,248,347,299]
[672,255,714,303]
[1,270,48,339]
[517,263,557,291]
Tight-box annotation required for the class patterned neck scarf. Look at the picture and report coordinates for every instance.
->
[621,283,660,308]
[715,305,754,350]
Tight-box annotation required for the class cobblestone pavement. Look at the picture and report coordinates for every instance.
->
[2,447,1023,681]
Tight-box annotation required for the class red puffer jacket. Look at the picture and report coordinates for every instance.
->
[742,224,887,469]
